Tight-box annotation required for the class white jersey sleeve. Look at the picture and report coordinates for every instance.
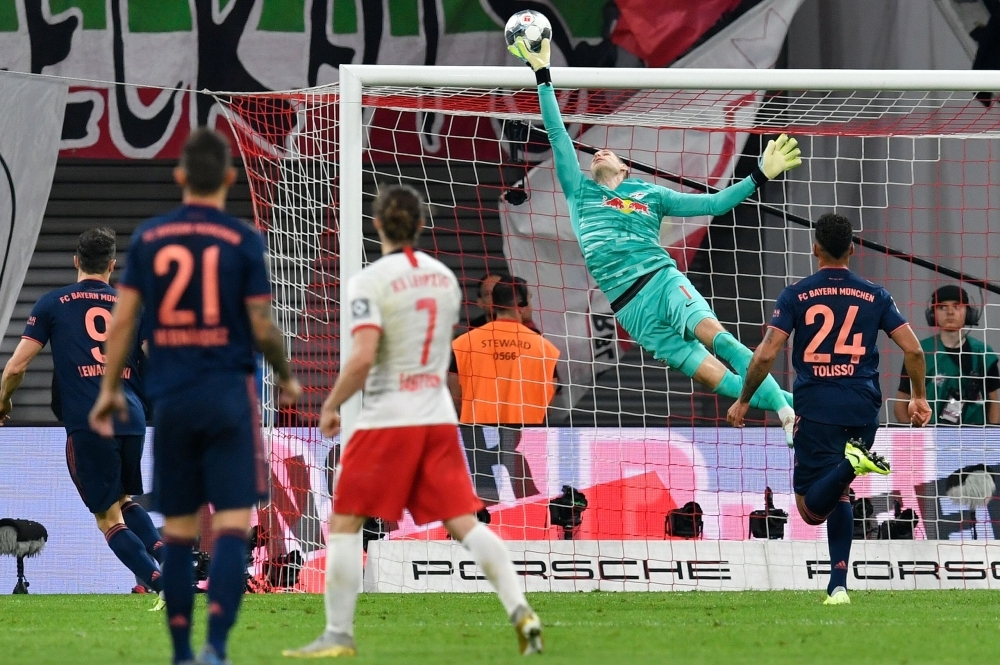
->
[351,250,462,430]
[347,272,383,333]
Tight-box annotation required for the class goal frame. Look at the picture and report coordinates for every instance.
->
[336,64,1000,441]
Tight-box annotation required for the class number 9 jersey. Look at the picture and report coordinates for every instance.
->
[769,267,907,426]
[348,247,462,430]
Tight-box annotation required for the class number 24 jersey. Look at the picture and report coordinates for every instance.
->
[348,248,462,430]
[770,267,907,426]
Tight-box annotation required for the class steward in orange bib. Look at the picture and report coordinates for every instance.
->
[451,279,560,425]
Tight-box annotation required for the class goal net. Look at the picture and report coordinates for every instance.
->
[220,67,1000,592]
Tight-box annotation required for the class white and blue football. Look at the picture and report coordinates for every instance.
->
[504,10,552,54]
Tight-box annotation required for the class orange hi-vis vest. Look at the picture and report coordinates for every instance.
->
[452,318,560,425]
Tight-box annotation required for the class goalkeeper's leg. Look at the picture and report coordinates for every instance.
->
[694,318,793,414]
[614,268,792,414]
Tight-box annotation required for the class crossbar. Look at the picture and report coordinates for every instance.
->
[341,64,1000,92]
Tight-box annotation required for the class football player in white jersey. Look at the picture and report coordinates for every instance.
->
[283,184,543,658]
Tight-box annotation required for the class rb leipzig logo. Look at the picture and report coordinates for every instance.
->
[601,196,649,215]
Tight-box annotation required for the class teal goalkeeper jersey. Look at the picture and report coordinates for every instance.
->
[538,83,760,302]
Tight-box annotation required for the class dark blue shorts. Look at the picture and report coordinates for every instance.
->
[152,374,268,517]
[792,417,878,496]
[66,430,145,514]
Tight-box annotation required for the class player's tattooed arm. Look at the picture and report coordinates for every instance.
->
[0,339,43,422]
[246,299,301,407]
[728,327,788,428]
[246,299,291,380]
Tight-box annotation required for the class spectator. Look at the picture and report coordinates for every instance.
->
[450,278,560,503]
[466,272,508,329]
[894,285,999,425]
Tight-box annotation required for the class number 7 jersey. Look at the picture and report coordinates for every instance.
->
[120,204,271,399]
[347,247,462,430]
[770,267,907,426]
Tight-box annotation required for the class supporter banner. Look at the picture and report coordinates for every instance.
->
[365,539,1000,592]
[499,0,804,409]
[0,0,613,159]
[0,74,66,347]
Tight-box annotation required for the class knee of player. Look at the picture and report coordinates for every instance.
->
[795,495,826,525]
[94,511,123,533]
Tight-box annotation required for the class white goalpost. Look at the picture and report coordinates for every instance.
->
[220,66,1000,593]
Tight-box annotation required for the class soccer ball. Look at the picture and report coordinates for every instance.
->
[504,10,552,55]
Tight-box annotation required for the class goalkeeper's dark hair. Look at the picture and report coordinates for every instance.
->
[180,128,232,195]
[76,227,116,275]
[373,184,426,244]
[815,213,854,260]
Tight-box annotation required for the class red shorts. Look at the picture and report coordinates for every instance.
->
[334,424,483,526]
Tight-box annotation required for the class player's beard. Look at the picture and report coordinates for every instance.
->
[592,163,621,186]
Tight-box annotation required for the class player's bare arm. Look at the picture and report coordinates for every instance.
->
[319,327,380,437]
[447,371,462,414]
[0,338,43,422]
[246,298,301,407]
[89,287,142,437]
[889,323,932,426]
[727,327,789,428]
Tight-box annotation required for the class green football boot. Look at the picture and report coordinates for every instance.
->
[845,440,890,476]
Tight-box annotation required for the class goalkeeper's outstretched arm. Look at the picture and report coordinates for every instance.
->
[658,134,802,218]
[511,37,584,198]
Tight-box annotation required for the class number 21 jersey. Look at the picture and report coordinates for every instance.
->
[770,267,907,426]
[348,247,462,430]
[120,204,271,399]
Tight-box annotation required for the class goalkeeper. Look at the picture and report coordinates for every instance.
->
[510,36,800,439]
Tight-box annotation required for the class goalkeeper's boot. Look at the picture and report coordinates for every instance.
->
[282,631,357,658]
[196,645,232,665]
[511,605,543,655]
[823,586,851,605]
[149,591,166,612]
[845,440,890,476]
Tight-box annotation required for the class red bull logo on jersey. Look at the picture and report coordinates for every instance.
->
[602,196,650,215]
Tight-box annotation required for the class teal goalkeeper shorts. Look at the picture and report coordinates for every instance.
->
[614,267,716,375]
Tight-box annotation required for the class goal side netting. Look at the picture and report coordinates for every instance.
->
[219,68,1000,593]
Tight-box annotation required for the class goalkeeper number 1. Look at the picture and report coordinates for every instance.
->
[509,34,802,442]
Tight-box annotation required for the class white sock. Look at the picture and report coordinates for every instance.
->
[324,531,363,636]
[461,523,527,617]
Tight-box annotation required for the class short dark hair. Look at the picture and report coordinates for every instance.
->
[180,128,232,195]
[478,271,509,295]
[372,184,426,244]
[492,276,529,309]
[76,227,116,275]
[815,213,854,260]
[931,285,971,306]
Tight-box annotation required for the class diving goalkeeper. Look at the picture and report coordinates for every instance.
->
[510,37,801,439]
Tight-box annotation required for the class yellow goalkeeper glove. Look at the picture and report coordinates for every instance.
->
[759,134,802,179]
[509,36,551,74]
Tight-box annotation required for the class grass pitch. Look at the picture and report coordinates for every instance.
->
[0,590,994,664]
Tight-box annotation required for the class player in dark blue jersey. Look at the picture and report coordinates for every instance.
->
[0,228,165,603]
[728,213,931,605]
[90,129,301,665]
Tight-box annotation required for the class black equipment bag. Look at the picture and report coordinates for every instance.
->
[748,487,788,539]
[665,501,703,539]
